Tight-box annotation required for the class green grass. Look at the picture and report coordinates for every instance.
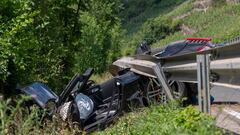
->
[95,103,223,135]
[0,96,223,135]
[152,3,240,47]
[91,72,113,83]
[120,0,187,35]
[154,2,240,47]
[122,0,240,50]
[0,96,82,135]
[120,0,193,55]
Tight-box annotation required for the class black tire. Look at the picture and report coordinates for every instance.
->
[169,81,187,100]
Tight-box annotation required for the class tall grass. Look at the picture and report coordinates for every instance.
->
[0,96,82,135]
[0,96,223,135]
[96,102,223,135]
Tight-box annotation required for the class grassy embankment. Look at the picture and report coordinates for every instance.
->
[0,98,223,135]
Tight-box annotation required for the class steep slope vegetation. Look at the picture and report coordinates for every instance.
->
[153,0,240,47]
[121,0,240,55]
[96,104,222,135]
[120,0,187,34]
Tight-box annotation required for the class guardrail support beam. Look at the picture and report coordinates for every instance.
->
[153,63,174,101]
[197,54,211,114]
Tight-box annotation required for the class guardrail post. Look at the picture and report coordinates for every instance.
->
[197,54,211,114]
[153,63,174,101]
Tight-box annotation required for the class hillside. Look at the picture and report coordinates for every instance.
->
[121,0,240,55]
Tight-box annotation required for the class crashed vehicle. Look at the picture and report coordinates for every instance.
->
[19,38,219,132]
[20,68,147,132]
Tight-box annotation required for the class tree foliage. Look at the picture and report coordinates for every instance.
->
[75,0,122,73]
[0,0,122,94]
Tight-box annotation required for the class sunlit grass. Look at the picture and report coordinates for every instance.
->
[95,102,223,135]
[0,98,223,135]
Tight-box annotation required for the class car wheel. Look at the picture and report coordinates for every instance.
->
[143,78,187,104]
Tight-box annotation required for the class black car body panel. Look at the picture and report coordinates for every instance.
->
[20,82,58,108]
[20,69,142,132]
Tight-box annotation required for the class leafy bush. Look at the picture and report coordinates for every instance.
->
[0,0,123,95]
[96,103,223,135]
[122,17,181,55]
[74,0,122,73]
[141,17,181,44]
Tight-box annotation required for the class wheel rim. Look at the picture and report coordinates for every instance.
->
[145,79,184,104]
[146,78,167,104]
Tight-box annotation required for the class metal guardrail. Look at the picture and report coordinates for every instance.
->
[110,38,240,113]
[111,40,240,88]
[223,36,240,46]
[162,40,240,88]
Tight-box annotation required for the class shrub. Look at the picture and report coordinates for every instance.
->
[96,103,223,135]
[141,17,181,44]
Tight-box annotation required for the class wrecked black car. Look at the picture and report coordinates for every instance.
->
[20,68,148,132]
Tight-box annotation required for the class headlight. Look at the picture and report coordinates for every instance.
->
[75,93,94,120]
